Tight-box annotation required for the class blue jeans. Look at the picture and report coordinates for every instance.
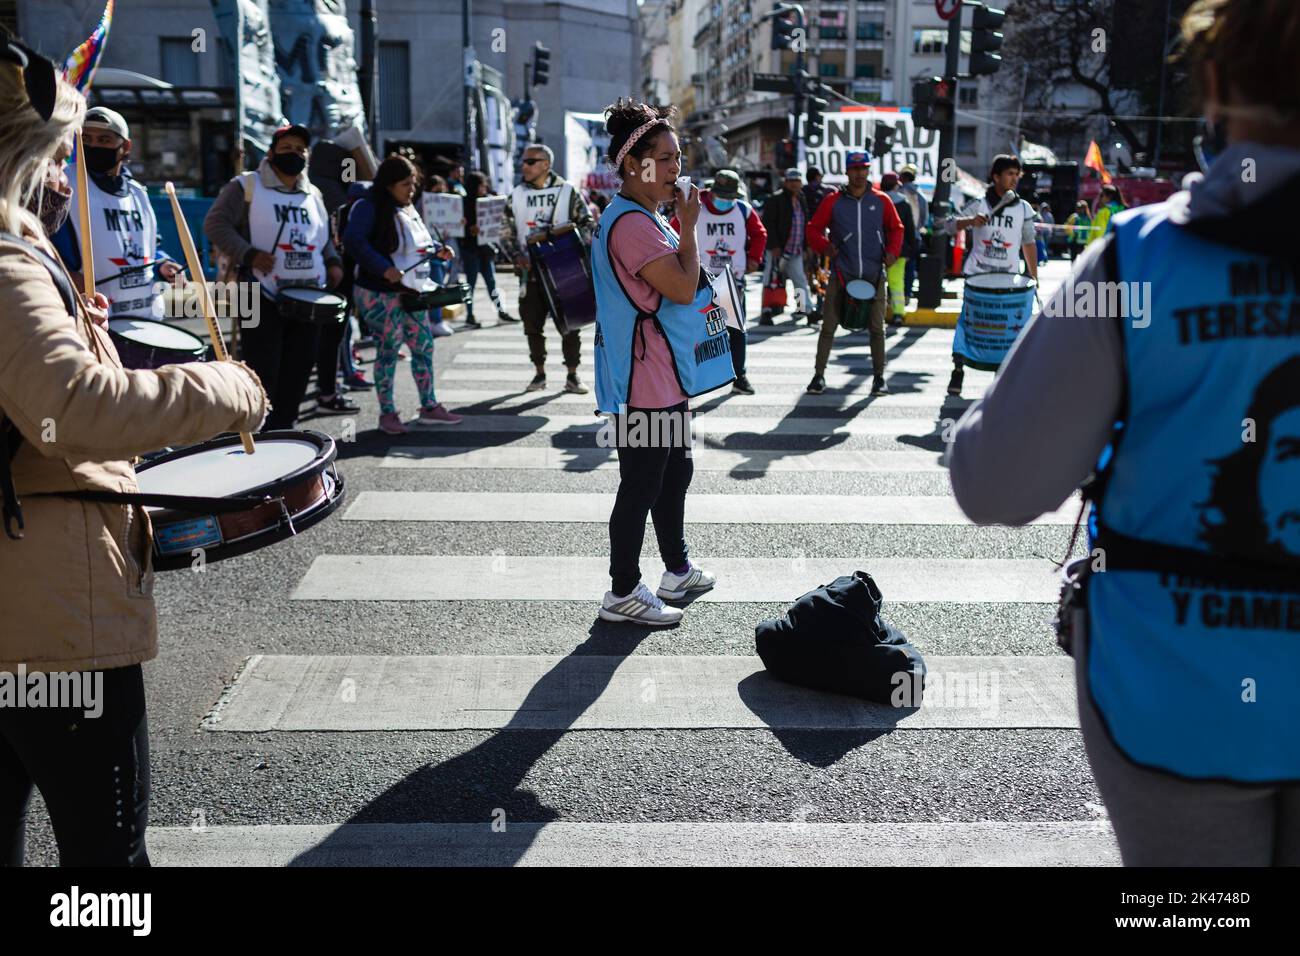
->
[462,243,503,320]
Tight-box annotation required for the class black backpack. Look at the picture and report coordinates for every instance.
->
[755,570,926,704]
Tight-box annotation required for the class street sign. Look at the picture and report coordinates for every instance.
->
[936,0,962,20]
[753,72,797,94]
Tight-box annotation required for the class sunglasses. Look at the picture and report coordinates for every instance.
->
[0,29,56,123]
[522,158,545,165]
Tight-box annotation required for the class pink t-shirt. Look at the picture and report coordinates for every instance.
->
[608,210,690,409]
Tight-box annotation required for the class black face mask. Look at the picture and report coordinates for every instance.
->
[26,182,71,237]
[270,152,307,176]
[83,145,121,174]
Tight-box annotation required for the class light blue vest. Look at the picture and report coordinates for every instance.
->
[592,194,735,413]
[1087,201,1300,782]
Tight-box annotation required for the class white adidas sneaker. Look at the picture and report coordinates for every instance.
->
[657,563,717,600]
[599,582,684,626]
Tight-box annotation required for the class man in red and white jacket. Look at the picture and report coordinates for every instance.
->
[804,151,903,396]
[671,169,766,394]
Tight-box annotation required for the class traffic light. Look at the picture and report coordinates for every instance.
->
[804,76,828,139]
[771,9,798,50]
[531,43,551,86]
[932,78,954,127]
[871,123,895,158]
[912,77,953,130]
[775,139,796,169]
[968,4,1005,76]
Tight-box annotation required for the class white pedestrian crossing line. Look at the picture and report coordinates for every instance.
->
[147,821,1118,866]
[360,413,956,437]
[434,388,972,410]
[439,368,985,387]
[204,654,1076,731]
[458,340,961,356]
[291,557,1058,602]
[381,446,950,472]
[343,491,1078,525]
[449,352,971,369]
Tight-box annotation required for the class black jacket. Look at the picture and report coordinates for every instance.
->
[761,189,808,254]
[886,190,918,258]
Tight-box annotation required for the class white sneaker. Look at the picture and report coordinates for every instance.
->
[430,318,454,337]
[599,582,684,626]
[657,563,716,600]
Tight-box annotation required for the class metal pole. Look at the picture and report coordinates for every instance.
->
[930,8,963,217]
[233,0,244,172]
[1012,62,1028,153]
[360,0,379,151]
[1153,0,1173,169]
[463,0,472,166]
[793,5,804,164]
[920,6,965,309]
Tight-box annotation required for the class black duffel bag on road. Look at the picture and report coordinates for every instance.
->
[755,570,926,704]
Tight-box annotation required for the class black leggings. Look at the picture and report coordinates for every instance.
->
[0,664,150,867]
[608,402,694,596]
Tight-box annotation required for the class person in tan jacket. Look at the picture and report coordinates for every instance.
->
[0,45,267,867]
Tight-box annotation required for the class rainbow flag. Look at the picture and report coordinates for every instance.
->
[62,0,114,93]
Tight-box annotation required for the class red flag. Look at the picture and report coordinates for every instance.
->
[1083,140,1112,184]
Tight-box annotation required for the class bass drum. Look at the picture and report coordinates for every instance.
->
[134,430,345,571]
[954,272,1038,371]
[528,223,596,335]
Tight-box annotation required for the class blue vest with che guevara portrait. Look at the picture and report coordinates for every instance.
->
[592,194,734,414]
[1087,201,1300,783]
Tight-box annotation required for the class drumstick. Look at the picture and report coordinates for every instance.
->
[164,182,256,456]
[73,131,94,298]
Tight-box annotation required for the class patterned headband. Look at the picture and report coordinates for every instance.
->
[611,118,662,170]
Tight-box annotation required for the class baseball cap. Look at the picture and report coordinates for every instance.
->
[900,162,919,177]
[83,106,129,141]
[880,172,900,189]
[783,167,803,181]
[846,151,871,169]
[712,168,742,198]
[271,123,312,147]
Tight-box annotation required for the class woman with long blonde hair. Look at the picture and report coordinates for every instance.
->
[0,35,268,866]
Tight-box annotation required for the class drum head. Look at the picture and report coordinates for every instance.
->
[278,287,344,306]
[844,279,876,300]
[108,318,206,351]
[966,272,1035,291]
[136,436,323,502]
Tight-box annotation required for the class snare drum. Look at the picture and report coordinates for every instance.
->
[399,283,471,313]
[840,277,878,331]
[528,223,597,335]
[954,272,1037,371]
[134,430,345,571]
[108,317,209,370]
[276,287,347,324]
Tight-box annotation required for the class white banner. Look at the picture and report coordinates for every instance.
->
[422,193,465,239]
[802,108,940,199]
[565,110,620,197]
[475,195,506,245]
